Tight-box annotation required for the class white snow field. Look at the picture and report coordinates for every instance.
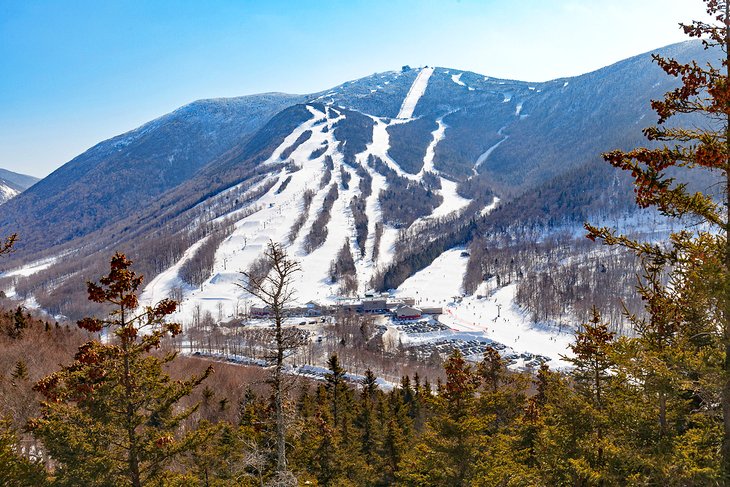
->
[136,100,577,368]
[397,67,434,119]
[395,247,573,368]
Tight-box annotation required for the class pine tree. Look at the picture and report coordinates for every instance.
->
[584,0,730,479]
[0,417,47,487]
[29,252,213,486]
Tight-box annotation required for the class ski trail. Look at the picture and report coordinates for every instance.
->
[474,125,509,171]
[397,67,434,119]
[418,117,446,177]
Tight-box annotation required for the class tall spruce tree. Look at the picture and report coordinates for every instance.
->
[29,253,212,486]
[585,0,730,480]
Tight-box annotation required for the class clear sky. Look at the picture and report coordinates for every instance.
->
[0,0,710,178]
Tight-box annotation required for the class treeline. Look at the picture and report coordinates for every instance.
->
[6,319,722,486]
[329,241,357,295]
[279,129,312,161]
[303,183,339,254]
[178,221,235,288]
[288,189,315,243]
[372,210,478,291]
[464,224,645,331]
[3,166,277,321]
[368,155,442,228]
[350,163,373,257]
[332,108,374,167]
[386,117,438,174]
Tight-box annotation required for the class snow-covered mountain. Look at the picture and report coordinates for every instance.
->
[0,169,39,205]
[0,40,717,364]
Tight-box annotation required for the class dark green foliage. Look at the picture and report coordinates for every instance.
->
[368,154,443,227]
[279,129,312,160]
[373,218,477,291]
[303,183,339,253]
[386,117,438,174]
[433,97,515,179]
[29,254,212,486]
[340,165,351,190]
[350,196,368,257]
[333,108,375,167]
[309,142,328,160]
[288,189,316,243]
[275,175,292,194]
[0,417,47,486]
[329,241,356,284]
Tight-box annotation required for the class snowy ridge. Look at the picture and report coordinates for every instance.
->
[396,67,434,119]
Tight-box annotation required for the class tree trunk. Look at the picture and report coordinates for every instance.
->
[275,309,287,473]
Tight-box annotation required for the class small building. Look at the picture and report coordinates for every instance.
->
[362,299,387,313]
[305,301,323,317]
[250,305,271,317]
[395,305,422,320]
[420,306,443,315]
[400,296,416,306]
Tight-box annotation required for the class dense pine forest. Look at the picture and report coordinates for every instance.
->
[3,1,730,485]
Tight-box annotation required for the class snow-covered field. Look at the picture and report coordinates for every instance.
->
[394,247,574,368]
[128,84,581,369]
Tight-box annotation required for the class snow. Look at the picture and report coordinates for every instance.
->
[474,126,509,169]
[367,116,418,180]
[439,285,574,368]
[1,255,60,278]
[397,67,434,119]
[395,248,574,367]
[270,105,327,163]
[451,73,466,86]
[480,196,500,216]
[515,102,524,116]
[417,117,446,176]
[396,248,467,304]
[0,184,19,203]
[413,178,471,226]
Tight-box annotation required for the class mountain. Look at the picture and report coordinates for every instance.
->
[0,168,40,205]
[0,93,306,251]
[0,40,716,333]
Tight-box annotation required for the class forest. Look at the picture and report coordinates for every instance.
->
[2,1,730,485]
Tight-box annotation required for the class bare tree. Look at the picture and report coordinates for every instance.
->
[238,240,302,478]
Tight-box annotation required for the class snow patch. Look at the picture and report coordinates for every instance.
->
[451,73,466,86]
[396,67,434,119]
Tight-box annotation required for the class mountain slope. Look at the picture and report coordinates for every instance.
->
[0,168,40,205]
[0,93,306,253]
[0,40,715,331]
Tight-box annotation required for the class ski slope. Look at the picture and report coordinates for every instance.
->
[397,67,434,119]
[395,247,574,367]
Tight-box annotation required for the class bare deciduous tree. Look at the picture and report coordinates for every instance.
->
[238,240,303,478]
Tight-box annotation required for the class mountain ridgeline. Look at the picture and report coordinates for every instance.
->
[0,40,717,321]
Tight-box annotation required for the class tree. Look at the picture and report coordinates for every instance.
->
[29,252,212,486]
[585,0,730,479]
[238,240,302,478]
[0,417,47,487]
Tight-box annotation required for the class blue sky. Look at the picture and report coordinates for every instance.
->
[0,0,709,177]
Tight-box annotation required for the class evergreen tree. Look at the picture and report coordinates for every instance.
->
[0,417,47,487]
[29,253,213,486]
[584,0,730,479]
